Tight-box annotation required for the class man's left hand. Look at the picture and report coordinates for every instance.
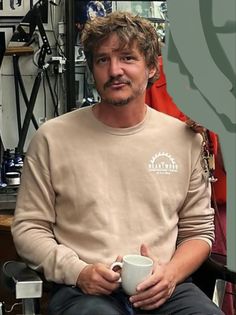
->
[129,244,176,310]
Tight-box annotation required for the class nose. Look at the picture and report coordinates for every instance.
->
[109,59,124,77]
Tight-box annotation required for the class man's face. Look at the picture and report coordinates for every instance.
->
[92,33,156,106]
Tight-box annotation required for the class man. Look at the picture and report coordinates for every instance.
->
[12,12,224,315]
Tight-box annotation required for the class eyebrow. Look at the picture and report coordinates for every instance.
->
[94,47,137,57]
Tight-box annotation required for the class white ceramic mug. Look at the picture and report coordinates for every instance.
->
[111,254,153,295]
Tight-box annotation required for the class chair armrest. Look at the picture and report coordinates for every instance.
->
[2,261,42,299]
[207,253,236,284]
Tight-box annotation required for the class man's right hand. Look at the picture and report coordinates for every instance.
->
[76,263,121,295]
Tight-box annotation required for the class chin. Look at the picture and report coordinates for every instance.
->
[104,96,133,106]
[107,99,129,106]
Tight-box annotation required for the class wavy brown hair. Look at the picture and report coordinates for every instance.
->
[81,11,160,88]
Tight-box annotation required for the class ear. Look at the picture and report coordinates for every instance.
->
[148,66,157,79]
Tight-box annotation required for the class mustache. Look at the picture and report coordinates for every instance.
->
[104,78,131,89]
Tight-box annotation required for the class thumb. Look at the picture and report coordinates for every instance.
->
[140,244,157,263]
[140,243,152,258]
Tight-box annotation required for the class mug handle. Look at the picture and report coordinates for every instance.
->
[110,261,123,282]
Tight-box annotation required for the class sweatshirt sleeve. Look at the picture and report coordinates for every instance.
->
[11,130,87,285]
[177,135,215,248]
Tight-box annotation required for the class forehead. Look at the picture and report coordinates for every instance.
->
[94,33,139,54]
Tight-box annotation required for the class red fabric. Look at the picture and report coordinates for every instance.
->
[214,151,226,205]
[146,57,186,122]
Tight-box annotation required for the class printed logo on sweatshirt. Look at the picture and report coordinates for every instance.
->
[148,152,178,175]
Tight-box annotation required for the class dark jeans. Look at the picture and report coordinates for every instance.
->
[48,282,224,315]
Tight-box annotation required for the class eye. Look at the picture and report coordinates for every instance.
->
[96,57,108,64]
[122,55,135,62]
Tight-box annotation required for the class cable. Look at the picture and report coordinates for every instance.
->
[42,72,47,118]
[49,1,65,57]
[53,71,59,116]
[5,302,22,313]
[45,68,59,117]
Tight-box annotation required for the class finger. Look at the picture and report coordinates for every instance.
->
[139,297,167,310]
[115,255,123,262]
[132,285,171,309]
[140,244,156,262]
[133,283,175,308]
[131,286,158,303]
[136,272,162,292]
[100,280,120,292]
[95,272,120,292]
[133,291,165,309]
[140,243,150,257]
[140,244,160,273]
[131,280,165,304]
[98,265,120,282]
[80,274,116,295]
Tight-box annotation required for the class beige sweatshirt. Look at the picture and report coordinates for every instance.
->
[11,105,214,285]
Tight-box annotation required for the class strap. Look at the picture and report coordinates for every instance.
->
[200,130,217,183]
[201,130,226,252]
